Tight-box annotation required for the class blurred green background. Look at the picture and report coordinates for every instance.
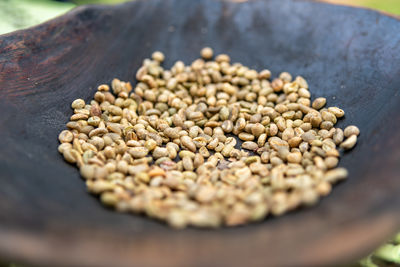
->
[0,0,400,34]
[1,0,400,266]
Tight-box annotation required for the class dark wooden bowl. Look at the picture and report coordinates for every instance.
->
[1,0,400,266]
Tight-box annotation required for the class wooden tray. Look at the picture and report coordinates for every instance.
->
[1,0,400,266]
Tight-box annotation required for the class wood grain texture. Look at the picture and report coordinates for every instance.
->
[0,0,400,266]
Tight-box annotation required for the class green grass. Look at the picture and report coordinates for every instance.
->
[0,0,74,34]
[72,0,127,4]
[0,0,399,36]
[363,0,400,15]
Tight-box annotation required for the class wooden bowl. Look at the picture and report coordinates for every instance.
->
[1,0,400,266]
